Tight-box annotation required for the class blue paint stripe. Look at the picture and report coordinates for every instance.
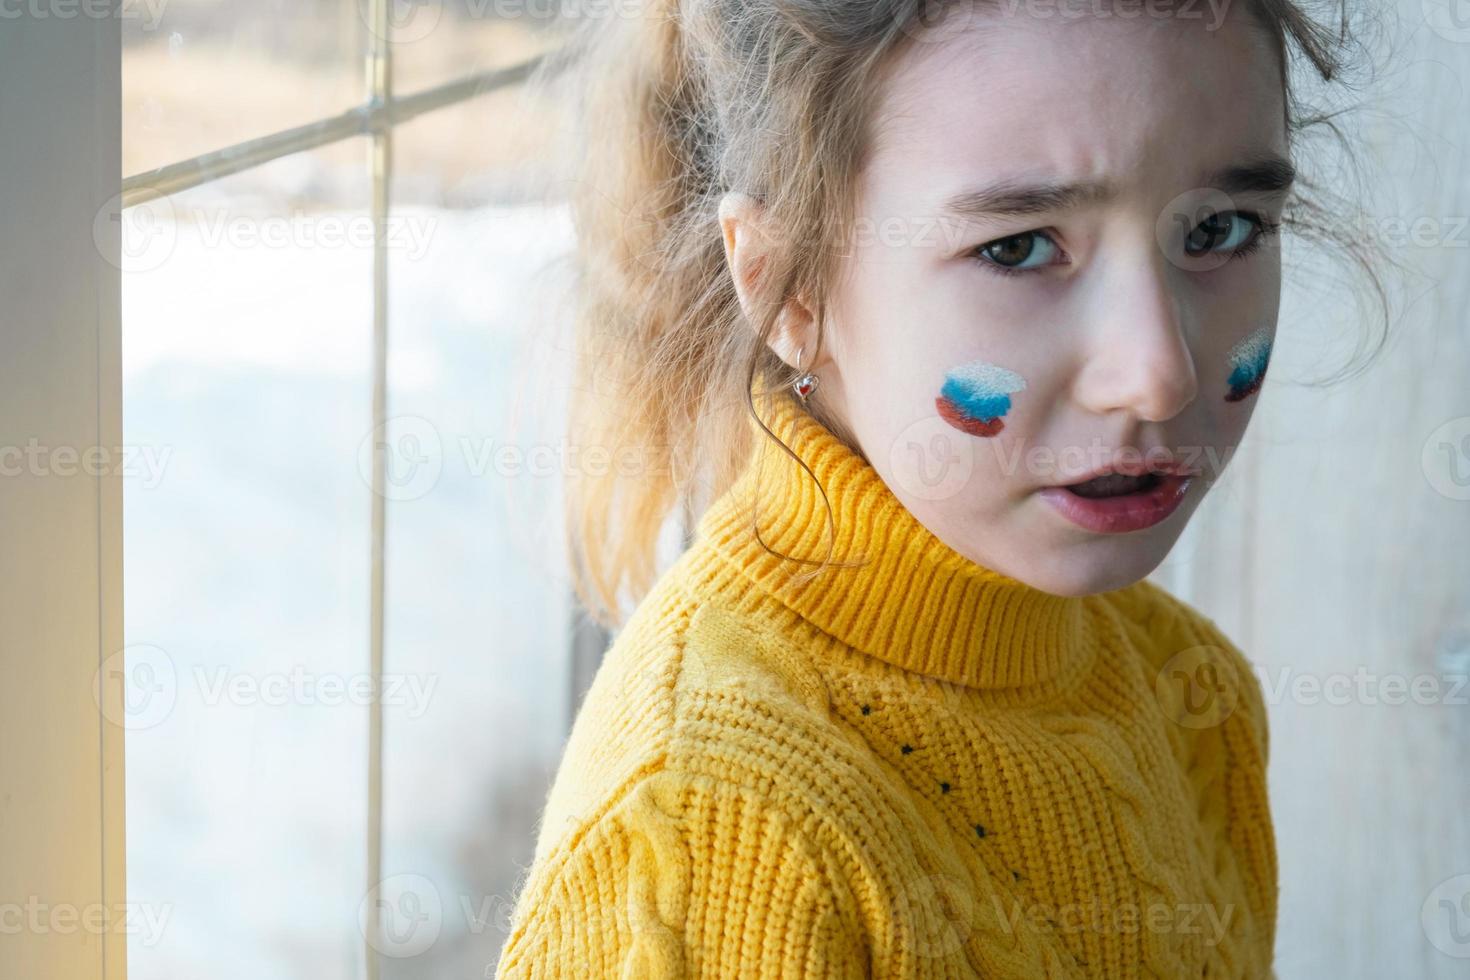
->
[940,377,1011,420]
[1227,351,1269,389]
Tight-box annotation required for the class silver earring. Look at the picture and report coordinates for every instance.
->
[791,345,819,402]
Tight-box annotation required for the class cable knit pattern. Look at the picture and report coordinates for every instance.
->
[495,390,1277,979]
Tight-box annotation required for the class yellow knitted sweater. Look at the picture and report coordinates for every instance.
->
[495,390,1277,979]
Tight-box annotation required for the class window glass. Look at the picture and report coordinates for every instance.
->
[123,1,362,175]
[122,143,374,980]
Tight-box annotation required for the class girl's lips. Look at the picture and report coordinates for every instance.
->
[1036,473,1195,533]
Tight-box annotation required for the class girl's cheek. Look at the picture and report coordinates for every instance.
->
[935,360,1028,438]
[1224,325,1273,402]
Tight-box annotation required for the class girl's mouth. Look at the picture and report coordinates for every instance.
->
[1065,471,1161,498]
[1037,471,1194,533]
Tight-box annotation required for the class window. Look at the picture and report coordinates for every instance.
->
[117,5,594,977]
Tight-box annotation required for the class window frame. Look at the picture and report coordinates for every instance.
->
[1,7,604,979]
[0,10,125,980]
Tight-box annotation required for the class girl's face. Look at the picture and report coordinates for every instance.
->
[747,9,1290,596]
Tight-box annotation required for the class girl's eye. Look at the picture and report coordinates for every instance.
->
[1184,209,1272,257]
[971,230,1063,276]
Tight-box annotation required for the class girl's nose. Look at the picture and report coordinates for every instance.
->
[1073,247,1199,423]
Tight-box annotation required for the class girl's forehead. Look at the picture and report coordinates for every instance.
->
[865,10,1287,199]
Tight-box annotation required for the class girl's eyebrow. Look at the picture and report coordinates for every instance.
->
[1207,155,1298,199]
[938,154,1297,220]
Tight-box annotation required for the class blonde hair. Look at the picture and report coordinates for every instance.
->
[527,0,1379,629]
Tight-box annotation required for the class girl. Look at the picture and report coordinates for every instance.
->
[498,0,1368,976]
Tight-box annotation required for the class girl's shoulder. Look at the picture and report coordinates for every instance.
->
[1096,576,1252,670]
[1100,576,1271,760]
[530,553,863,858]
[497,570,874,978]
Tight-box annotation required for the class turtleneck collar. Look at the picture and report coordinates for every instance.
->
[693,387,1094,691]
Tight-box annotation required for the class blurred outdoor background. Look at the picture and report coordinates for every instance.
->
[121,2,582,977]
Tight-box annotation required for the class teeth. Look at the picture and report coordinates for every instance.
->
[1068,472,1158,498]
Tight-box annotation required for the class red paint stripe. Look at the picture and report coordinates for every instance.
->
[936,396,1005,436]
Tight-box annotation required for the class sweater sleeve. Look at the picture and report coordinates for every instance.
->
[1178,609,1279,964]
[1191,611,1270,768]
[493,768,868,979]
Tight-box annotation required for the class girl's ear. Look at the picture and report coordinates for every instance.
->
[717,190,769,306]
[717,191,820,373]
